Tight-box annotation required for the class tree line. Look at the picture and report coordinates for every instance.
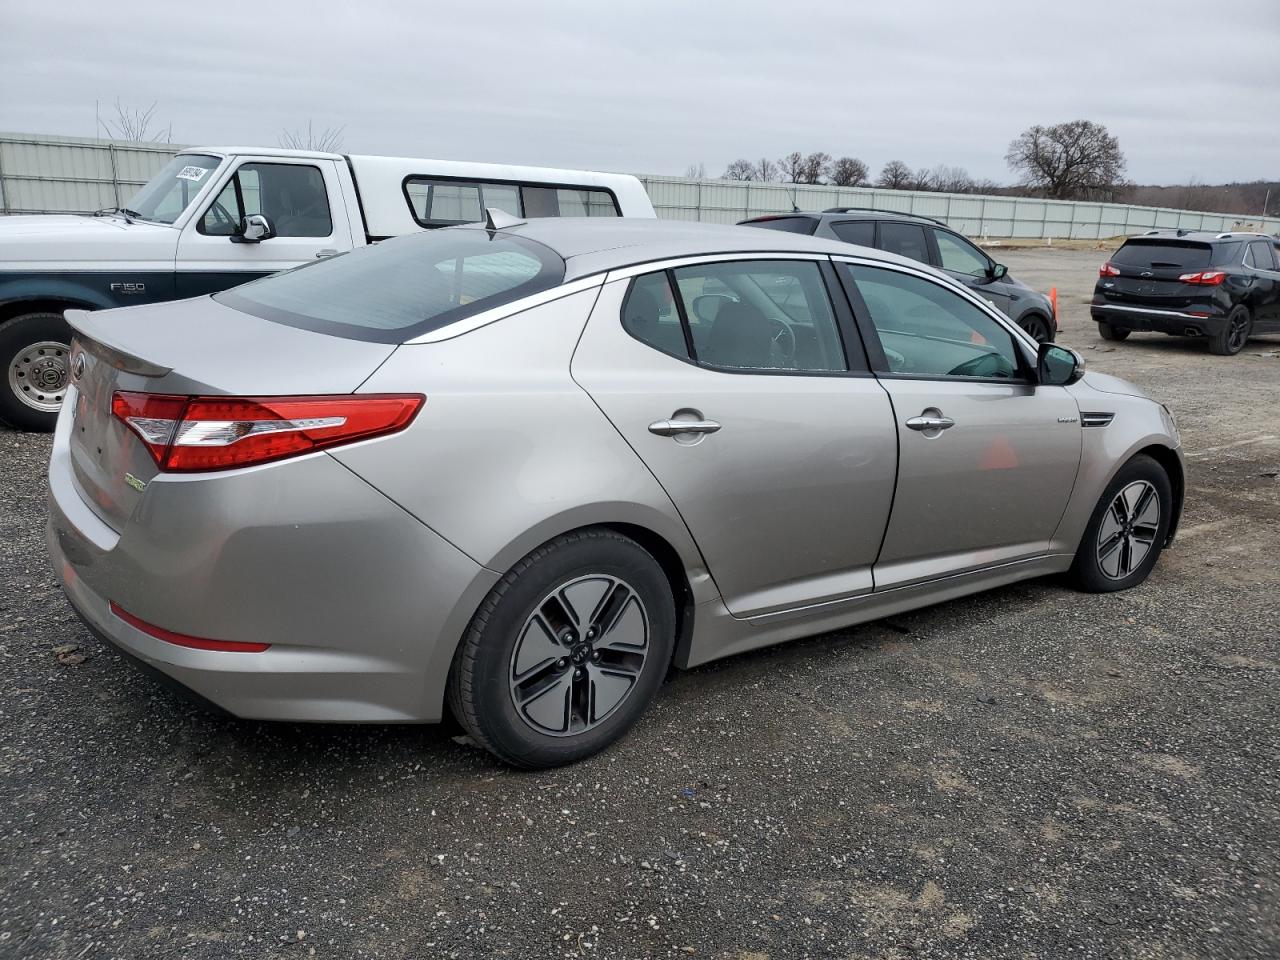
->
[712,120,1132,202]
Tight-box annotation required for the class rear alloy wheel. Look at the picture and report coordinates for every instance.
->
[0,312,75,432]
[1097,321,1130,342]
[1017,313,1053,343]
[1208,305,1251,356]
[1069,454,1172,593]
[447,529,675,768]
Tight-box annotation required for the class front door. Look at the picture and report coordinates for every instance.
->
[930,227,1015,316]
[572,256,898,618]
[837,259,1082,589]
[174,157,353,298]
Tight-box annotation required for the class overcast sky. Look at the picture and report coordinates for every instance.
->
[2,0,1277,185]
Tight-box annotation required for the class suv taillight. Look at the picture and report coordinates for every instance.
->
[1178,271,1227,286]
[1099,262,1120,277]
[112,392,424,472]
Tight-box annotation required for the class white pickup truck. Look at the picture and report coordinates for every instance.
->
[0,147,655,429]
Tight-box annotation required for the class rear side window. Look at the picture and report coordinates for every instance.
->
[622,273,690,360]
[878,222,929,263]
[216,229,565,343]
[1211,241,1244,267]
[744,216,818,235]
[1247,240,1277,270]
[831,221,875,246]
[405,177,618,226]
[1112,241,1212,271]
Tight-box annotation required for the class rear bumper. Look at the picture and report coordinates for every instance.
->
[46,403,498,723]
[1091,301,1224,335]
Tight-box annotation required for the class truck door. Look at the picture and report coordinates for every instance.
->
[174,158,355,298]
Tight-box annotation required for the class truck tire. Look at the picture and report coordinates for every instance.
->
[0,312,74,432]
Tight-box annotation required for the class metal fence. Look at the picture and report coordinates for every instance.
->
[4,131,1278,239]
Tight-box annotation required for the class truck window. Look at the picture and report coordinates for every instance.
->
[124,154,221,224]
[199,163,332,238]
[404,177,619,226]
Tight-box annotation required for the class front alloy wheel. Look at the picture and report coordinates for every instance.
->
[1096,480,1160,580]
[1070,454,1172,592]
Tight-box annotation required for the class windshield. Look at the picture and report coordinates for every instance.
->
[216,228,566,343]
[122,154,222,224]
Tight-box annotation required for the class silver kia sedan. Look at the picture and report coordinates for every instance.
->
[47,216,1184,768]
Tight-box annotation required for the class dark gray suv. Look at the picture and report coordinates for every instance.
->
[742,208,1058,341]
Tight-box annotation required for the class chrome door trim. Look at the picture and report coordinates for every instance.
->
[604,251,824,282]
[404,274,607,344]
[1092,303,1212,320]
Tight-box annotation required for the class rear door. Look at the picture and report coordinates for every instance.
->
[174,157,356,297]
[836,259,1082,589]
[572,255,898,618]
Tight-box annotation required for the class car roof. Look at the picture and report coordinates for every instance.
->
[473,216,931,280]
[747,209,949,227]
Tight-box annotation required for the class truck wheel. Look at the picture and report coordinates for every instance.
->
[1097,321,1130,342]
[0,312,74,432]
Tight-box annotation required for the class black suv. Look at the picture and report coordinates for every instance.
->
[741,208,1058,341]
[1092,230,1280,355]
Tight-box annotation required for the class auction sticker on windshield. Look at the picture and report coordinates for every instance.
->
[176,166,209,182]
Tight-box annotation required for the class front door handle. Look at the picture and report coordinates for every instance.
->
[648,418,721,437]
[905,408,956,433]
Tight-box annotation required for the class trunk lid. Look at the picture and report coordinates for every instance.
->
[65,297,397,531]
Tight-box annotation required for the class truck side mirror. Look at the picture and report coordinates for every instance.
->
[233,214,276,244]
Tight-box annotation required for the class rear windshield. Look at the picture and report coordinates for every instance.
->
[216,229,565,343]
[1111,240,1213,271]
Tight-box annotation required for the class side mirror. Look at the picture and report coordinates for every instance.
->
[989,263,1008,281]
[1037,342,1084,386]
[233,214,276,244]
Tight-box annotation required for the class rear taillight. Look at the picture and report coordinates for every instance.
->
[1178,271,1227,286]
[112,393,424,472]
[1099,262,1120,277]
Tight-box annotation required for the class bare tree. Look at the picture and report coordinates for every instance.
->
[1005,119,1126,200]
[279,120,346,153]
[778,151,807,184]
[723,159,756,180]
[97,99,173,143]
[911,167,937,192]
[926,165,976,194]
[876,160,913,190]
[685,162,707,179]
[799,152,832,185]
[753,157,780,182]
[829,156,868,187]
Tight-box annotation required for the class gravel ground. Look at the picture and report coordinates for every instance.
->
[1,247,1277,959]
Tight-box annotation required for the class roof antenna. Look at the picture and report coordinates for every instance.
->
[790,187,800,213]
[484,207,525,231]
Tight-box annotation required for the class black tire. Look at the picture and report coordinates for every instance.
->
[1097,321,1130,342]
[1018,313,1053,343]
[447,529,676,769]
[1069,454,1172,593]
[0,311,74,432]
[1208,305,1251,356]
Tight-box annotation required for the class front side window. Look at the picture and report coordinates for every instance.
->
[200,163,332,238]
[662,260,848,373]
[216,229,564,343]
[124,154,222,224]
[934,230,991,278]
[405,178,618,226]
[878,222,929,263]
[843,264,1020,380]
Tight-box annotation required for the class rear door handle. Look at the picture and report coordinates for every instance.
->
[648,419,721,437]
[905,414,955,431]
[315,248,340,259]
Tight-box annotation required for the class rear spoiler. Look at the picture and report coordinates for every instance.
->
[65,310,173,378]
